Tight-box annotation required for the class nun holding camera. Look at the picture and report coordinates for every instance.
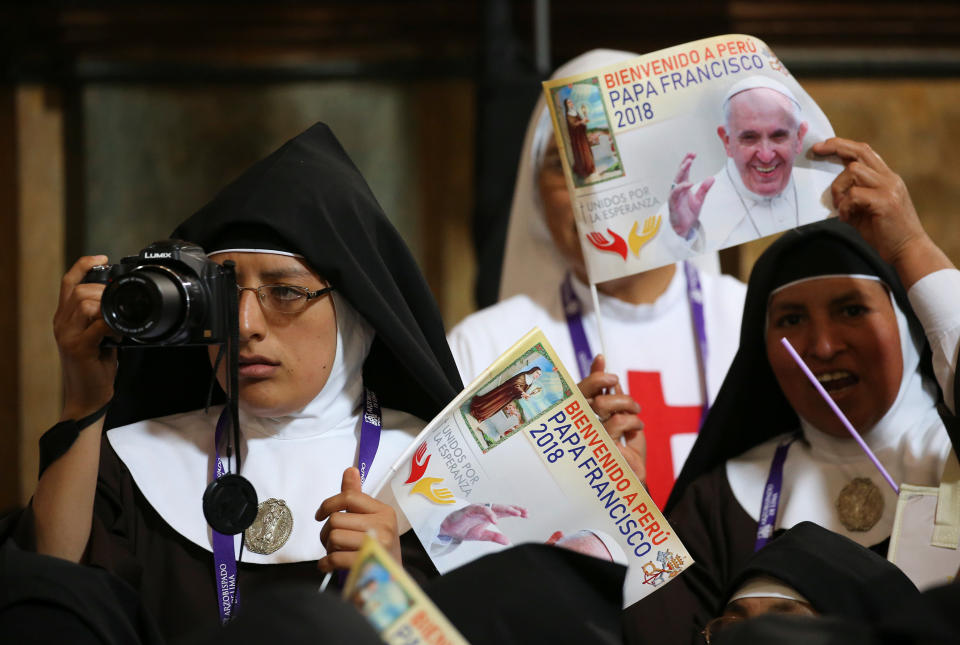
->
[22,124,463,641]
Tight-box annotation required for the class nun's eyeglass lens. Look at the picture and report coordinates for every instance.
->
[237,284,335,314]
[701,615,742,644]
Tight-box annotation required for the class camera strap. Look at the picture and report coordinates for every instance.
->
[37,401,111,478]
[208,410,252,625]
[208,259,251,624]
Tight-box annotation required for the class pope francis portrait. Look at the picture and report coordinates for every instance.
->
[665,76,834,254]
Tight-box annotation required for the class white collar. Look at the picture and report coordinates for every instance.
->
[107,405,423,564]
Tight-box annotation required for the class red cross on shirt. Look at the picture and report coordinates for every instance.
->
[627,371,703,509]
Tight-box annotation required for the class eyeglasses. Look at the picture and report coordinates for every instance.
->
[237,284,335,314]
[701,615,742,644]
[701,606,816,644]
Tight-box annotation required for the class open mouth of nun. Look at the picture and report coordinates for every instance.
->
[815,370,859,393]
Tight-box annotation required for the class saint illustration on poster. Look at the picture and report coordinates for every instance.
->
[461,343,572,453]
[549,77,625,187]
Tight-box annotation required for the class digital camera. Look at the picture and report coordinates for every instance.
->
[82,240,234,346]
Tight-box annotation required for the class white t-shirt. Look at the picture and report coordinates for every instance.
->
[448,265,746,507]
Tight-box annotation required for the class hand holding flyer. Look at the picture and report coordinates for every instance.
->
[542,34,841,282]
[375,328,692,607]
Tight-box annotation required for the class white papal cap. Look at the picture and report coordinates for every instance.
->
[722,75,801,111]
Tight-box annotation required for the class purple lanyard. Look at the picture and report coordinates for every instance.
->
[682,261,711,424]
[560,273,594,380]
[357,388,383,487]
[209,387,382,623]
[753,434,798,551]
[211,411,239,625]
[560,263,710,419]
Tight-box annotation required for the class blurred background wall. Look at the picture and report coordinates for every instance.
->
[2,1,959,510]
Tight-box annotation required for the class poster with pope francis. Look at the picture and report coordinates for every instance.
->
[543,34,842,283]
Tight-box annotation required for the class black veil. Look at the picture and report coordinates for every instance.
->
[722,521,921,621]
[666,219,944,513]
[104,123,462,430]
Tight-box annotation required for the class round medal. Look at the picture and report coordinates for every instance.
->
[836,477,884,532]
[244,498,294,555]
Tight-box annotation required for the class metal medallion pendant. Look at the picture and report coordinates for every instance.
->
[836,477,884,532]
[244,498,293,555]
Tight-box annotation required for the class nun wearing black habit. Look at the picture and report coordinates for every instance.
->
[705,521,922,640]
[623,138,960,645]
[22,123,464,640]
[706,524,958,645]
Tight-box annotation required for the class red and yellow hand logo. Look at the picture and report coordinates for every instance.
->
[628,215,661,256]
[586,216,661,262]
[586,229,627,259]
[410,477,456,505]
[405,441,431,484]
[405,442,456,505]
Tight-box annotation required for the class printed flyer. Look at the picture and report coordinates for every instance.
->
[343,534,469,645]
[374,328,692,607]
[542,34,841,282]
[888,453,960,591]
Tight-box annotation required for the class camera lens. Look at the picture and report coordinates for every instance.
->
[101,268,186,341]
[112,283,154,327]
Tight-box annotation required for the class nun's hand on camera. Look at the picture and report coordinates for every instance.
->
[316,467,402,572]
[54,255,117,422]
[579,355,646,481]
[813,137,953,286]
